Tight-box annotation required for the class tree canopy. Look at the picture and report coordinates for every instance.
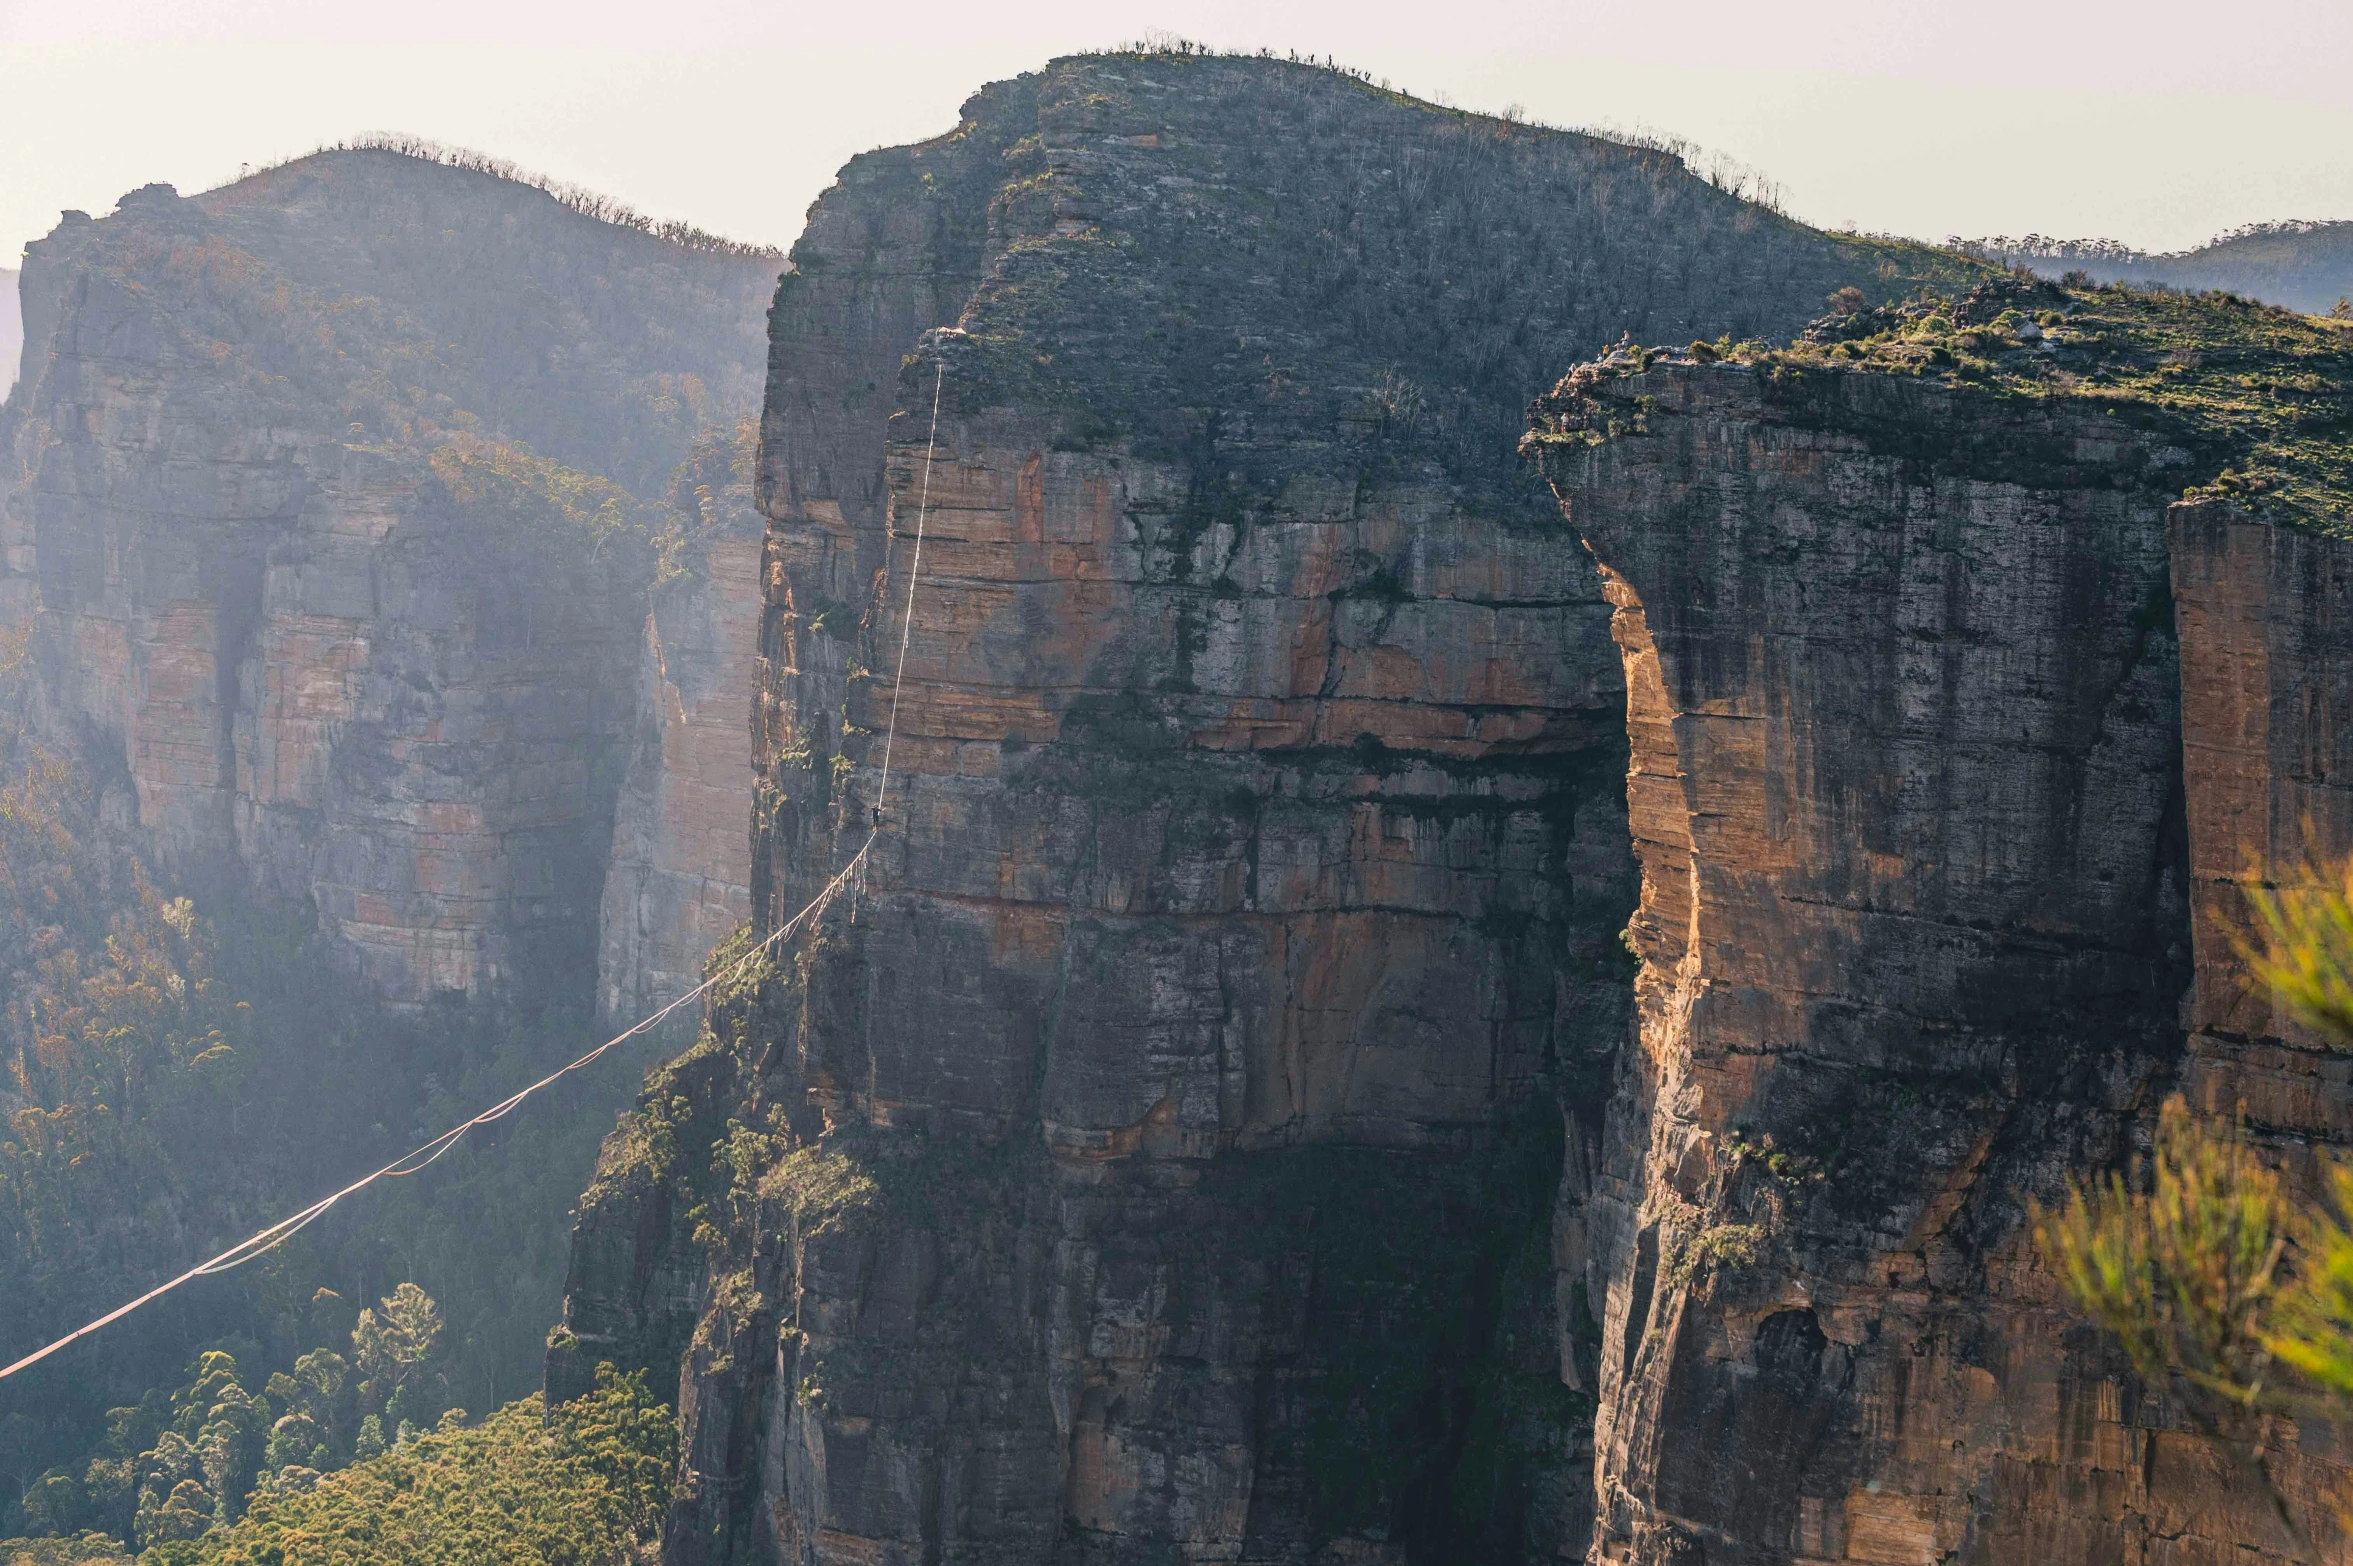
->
[155,1367,671,1566]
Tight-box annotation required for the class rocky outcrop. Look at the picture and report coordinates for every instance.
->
[1528,354,2353,1562]
[0,154,790,1489]
[2,156,776,1007]
[555,52,1977,1566]
[741,388,1628,1563]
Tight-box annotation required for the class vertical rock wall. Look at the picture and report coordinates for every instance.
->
[598,433,766,1024]
[1,266,22,401]
[745,384,1628,1564]
[2171,503,2353,1138]
[556,52,1979,1566]
[1531,362,2353,1563]
[8,222,641,1003]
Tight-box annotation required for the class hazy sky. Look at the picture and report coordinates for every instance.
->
[4,0,2350,266]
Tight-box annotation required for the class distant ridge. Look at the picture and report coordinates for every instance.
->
[170,144,781,492]
[1960,220,2353,315]
[288,133,785,261]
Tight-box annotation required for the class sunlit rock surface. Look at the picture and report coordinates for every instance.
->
[1529,356,2353,1564]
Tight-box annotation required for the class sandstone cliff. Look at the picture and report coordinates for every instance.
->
[598,424,765,1025]
[1527,281,2353,1562]
[1,267,20,400]
[2171,502,2353,1126]
[553,52,1977,1565]
[2,153,776,1008]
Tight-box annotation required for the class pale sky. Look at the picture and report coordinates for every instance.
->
[3,0,2350,267]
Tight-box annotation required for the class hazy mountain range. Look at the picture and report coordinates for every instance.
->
[1963,219,2353,314]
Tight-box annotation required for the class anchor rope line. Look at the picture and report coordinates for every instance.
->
[0,360,962,1386]
[0,837,874,1386]
[873,360,945,818]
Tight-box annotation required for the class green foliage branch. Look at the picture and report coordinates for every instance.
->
[2035,855,2353,1556]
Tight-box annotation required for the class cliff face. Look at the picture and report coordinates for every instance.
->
[555,53,1977,1566]
[1,267,20,400]
[598,426,766,1024]
[2,157,777,1008]
[2170,503,2353,1137]
[1528,338,2353,1561]
[0,153,792,1490]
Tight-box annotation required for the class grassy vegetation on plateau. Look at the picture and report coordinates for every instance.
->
[1759,276,2353,533]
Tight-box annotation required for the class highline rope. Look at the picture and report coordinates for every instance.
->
[0,837,871,1385]
[873,360,944,819]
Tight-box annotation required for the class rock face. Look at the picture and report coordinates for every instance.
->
[1528,359,2353,1562]
[2168,501,2353,1565]
[554,53,1972,1566]
[2171,503,2353,1133]
[598,426,766,1024]
[1,267,20,400]
[1,156,777,1008]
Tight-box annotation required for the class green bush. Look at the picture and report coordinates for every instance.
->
[0,1533,129,1565]
[171,1366,672,1566]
